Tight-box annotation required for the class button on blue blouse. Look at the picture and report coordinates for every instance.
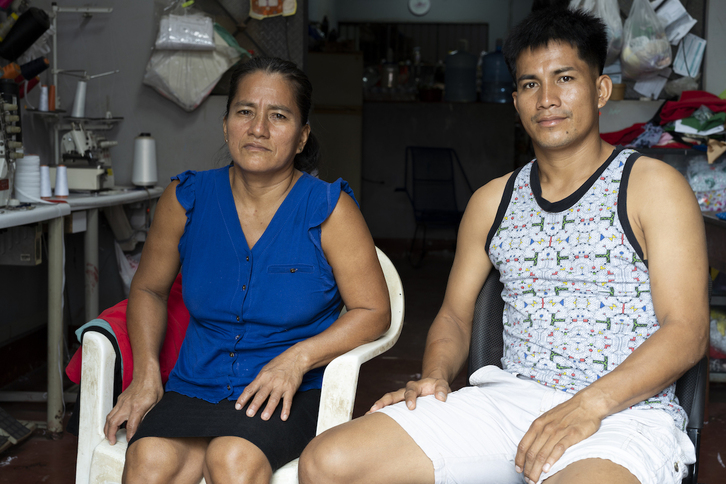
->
[165,167,356,403]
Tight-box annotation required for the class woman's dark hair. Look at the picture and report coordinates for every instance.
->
[224,57,320,173]
[503,8,608,81]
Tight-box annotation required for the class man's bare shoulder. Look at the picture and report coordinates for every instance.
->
[628,155,695,204]
[460,172,514,237]
[468,172,512,214]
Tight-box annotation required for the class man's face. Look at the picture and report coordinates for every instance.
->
[512,41,610,151]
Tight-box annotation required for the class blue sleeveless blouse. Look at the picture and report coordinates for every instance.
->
[165,167,356,403]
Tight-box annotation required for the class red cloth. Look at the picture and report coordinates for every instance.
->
[600,123,646,145]
[659,91,726,124]
[65,274,190,391]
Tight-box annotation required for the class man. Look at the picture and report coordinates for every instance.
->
[298,8,708,484]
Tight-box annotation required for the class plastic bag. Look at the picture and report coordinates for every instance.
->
[687,158,726,211]
[155,12,215,51]
[114,241,141,298]
[620,0,671,80]
[570,0,622,66]
[143,29,240,111]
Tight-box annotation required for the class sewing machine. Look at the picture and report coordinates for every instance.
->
[50,121,118,191]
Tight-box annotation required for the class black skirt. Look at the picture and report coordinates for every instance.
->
[128,389,321,471]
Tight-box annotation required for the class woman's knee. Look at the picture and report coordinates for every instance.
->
[204,437,272,484]
[125,437,201,484]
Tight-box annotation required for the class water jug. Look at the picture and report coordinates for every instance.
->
[480,39,513,103]
[444,41,477,103]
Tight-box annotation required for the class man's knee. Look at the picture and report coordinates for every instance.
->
[299,427,359,484]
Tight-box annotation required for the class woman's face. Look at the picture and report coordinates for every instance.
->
[223,71,310,175]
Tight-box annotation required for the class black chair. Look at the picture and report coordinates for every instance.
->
[397,147,473,267]
[468,269,707,484]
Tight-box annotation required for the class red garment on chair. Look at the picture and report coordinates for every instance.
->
[65,274,190,391]
[659,91,726,124]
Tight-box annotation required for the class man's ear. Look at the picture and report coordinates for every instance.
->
[596,75,613,109]
[512,90,519,114]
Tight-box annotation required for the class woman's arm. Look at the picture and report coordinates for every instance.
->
[236,192,391,421]
[104,181,186,444]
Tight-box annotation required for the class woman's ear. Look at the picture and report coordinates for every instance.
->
[298,123,311,154]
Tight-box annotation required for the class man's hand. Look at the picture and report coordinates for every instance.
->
[515,394,605,483]
[104,376,164,445]
[367,377,451,413]
[235,350,306,421]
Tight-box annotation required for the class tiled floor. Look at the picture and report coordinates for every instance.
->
[1,254,725,483]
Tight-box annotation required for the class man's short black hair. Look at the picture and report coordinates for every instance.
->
[503,8,608,81]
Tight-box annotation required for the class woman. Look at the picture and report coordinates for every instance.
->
[103,57,391,484]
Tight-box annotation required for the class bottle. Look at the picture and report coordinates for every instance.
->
[480,39,514,103]
[444,40,477,103]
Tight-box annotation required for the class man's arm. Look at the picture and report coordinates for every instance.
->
[369,174,510,412]
[517,157,710,483]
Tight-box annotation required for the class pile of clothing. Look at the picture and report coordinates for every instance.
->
[602,91,726,211]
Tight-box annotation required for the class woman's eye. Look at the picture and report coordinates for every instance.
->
[238,109,252,116]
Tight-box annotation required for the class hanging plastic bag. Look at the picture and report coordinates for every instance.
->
[569,0,622,66]
[156,12,215,51]
[143,29,241,111]
[620,0,671,80]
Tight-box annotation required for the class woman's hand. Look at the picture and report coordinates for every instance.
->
[235,348,307,421]
[367,377,452,414]
[104,375,164,445]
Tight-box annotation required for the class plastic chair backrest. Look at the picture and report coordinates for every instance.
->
[467,269,706,484]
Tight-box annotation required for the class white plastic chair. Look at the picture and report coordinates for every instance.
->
[75,247,405,484]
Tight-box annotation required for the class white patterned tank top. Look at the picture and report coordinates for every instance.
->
[486,147,686,429]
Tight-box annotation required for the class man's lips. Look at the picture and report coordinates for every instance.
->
[535,116,567,127]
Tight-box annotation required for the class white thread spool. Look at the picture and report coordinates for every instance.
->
[71,79,87,118]
[14,154,41,203]
[40,165,52,198]
[54,164,69,198]
[39,85,49,112]
[132,133,158,187]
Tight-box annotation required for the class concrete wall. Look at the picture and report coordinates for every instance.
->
[705,0,726,96]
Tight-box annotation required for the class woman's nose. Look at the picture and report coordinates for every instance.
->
[249,114,269,137]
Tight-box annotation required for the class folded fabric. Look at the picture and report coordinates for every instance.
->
[659,91,726,124]
[630,123,664,148]
[600,123,647,145]
[681,111,726,132]
[65,274,190,391]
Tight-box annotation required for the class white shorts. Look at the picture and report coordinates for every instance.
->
[377,366,695,484]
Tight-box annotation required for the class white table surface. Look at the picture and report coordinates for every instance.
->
[0,203,71,229]
[65,186,164,211]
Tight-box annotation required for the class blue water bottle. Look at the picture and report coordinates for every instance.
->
[480,39,514,103]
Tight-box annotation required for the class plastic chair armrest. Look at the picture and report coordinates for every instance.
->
[76,331,117,484]
[315,328,401,435]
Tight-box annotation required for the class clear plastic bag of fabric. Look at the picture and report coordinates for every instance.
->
[156,12,215,51]
[687,158,726,211]
[620,0,671,79]
[143,29,241,111]
[570,0,622,66]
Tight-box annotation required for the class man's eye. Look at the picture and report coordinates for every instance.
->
[560,76,573,82]
[272,113,287,120]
